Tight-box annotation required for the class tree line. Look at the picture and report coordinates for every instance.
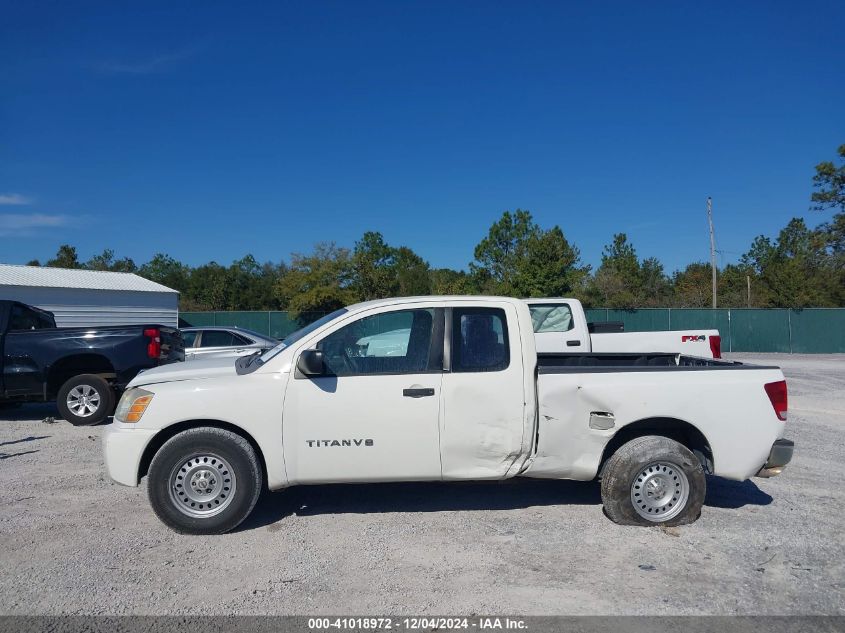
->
[25,144,844,315]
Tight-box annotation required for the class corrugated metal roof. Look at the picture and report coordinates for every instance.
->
[0,264,178,294]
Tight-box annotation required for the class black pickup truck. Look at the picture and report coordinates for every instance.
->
[0,300,183,425]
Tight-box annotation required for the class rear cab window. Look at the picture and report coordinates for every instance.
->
[9,303,54,331]
[529,304,574,333]
[451,307,509,372]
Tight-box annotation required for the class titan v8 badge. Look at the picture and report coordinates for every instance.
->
[305,439,374,447]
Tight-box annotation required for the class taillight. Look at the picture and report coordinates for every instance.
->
[764,380,787,421]
[144,327,161,359]
[709,335,722,359]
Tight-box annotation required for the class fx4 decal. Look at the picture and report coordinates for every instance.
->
[681,335,706,342]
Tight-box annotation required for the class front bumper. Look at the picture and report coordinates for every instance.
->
[756,438,794,478]
[102,424,159,486]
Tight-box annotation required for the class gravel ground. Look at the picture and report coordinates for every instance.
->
[0,353,843,615]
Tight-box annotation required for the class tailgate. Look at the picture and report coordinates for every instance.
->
[592,330,719,356]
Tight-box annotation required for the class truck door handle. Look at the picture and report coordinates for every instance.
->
[566,340,581,347]
[403,388,435,398]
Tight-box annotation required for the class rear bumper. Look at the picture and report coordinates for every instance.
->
[102,424,158,486]
[756,438,794,478]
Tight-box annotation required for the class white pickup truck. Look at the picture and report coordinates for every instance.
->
[103,296,793,535]
[526,298,722,357]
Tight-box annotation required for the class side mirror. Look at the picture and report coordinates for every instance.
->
[296,349,324,377]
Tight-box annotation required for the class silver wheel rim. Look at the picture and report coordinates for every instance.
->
[168,454,237,518]
[630,461,690,522]
[66,385,101,418]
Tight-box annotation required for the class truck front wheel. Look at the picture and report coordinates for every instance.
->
[147,427,263,535]
[600,435,706,526]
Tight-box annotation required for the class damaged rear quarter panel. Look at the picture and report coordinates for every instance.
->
[525,368,786,481]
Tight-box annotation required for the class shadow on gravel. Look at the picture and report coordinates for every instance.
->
[242,475,775,532]
[704,475,773,509]
[0,403,59,422]
[0,449,40,460]
[0,435,50,447]
[239,479,601,532]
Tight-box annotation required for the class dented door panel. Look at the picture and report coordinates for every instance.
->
[439,303,535,480]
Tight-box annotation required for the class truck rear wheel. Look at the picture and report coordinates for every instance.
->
[57,374,114,426]
[600,435,705,527]
[147,427,263,535]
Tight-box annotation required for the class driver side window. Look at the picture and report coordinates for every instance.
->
[316,309,441,376]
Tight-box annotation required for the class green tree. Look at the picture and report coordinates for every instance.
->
[429,268,474,294]
[188,262,230,310]
[46,244,81,269]
[137,253,191,294]
[352,232,401,300]
[512,225,588,297]
[638,257,672,307]
[672,262,712,308]
[588,234,673,308]
[85,249,136,272]
[718,263,761,308]
[393,246,431,296]
[673,262,761,308]
[589,234,642,308]
[741,218,839,307]
[86,249,116,271]
[276,242,356,317]
[224,255,287,310]
[471,210,587,297]
[254,261,288,310]
[811,145,845,285]
[821,212,845,268]
[601,233,640,280]
[351,232,431,300]
[470,210,538,293]
[811,143,845,212]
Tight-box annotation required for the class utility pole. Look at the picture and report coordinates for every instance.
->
[707,197,717,309]
[746,275,751,308]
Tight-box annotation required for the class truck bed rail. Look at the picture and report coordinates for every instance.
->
[537,352,777,373]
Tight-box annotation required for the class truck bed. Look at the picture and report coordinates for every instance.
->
[538,352,775,371]
[530,352,785,482]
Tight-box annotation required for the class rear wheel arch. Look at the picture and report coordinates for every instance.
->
[599,417,714,476]
[138,420,268,486]
[47,354,115,396]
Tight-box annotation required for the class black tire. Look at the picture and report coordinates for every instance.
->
[600,435,706,527]
[56,374,114,426]
[147,427,263,535]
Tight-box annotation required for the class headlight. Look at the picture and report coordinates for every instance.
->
[115,388,154,423]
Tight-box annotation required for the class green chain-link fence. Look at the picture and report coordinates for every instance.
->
[181,308,845,353]
[583,308,845,352]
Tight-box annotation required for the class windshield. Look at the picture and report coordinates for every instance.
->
[258,308,348,363]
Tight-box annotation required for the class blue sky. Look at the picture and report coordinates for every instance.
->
[1,1,843,273]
